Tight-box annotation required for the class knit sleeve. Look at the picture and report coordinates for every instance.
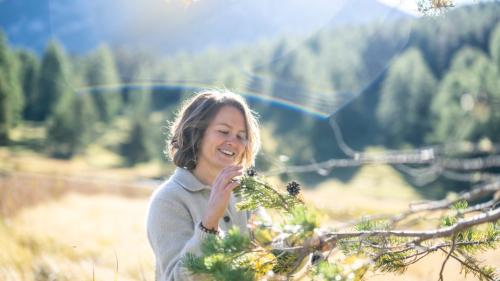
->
[146,195,212,281]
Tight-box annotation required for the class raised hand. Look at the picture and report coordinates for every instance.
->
[202,165,243,229]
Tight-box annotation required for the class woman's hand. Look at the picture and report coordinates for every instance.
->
[202,165,243,229]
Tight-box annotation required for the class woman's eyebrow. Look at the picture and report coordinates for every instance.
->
[215,122,246,133]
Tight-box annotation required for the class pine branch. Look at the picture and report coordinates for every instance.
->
[445,250,497,281]
[234,176,303,212]
[185,144,500,281]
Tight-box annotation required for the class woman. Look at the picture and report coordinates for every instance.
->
[146,90,261,281]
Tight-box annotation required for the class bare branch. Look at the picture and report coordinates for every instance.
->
[331,181,500,230]
[264,120,500,196]
[409,181,500,212]
[322,208,500,243]
[438,235,456,281]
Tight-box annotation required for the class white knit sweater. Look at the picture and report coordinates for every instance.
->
[146,167,250,281]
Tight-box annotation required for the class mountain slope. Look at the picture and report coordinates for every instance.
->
[0,0,411,54]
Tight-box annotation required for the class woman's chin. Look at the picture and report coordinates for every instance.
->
[215,157,238,168]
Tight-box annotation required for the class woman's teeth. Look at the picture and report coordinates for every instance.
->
[219,149,235,156]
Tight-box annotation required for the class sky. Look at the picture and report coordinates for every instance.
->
[377,0,484,15]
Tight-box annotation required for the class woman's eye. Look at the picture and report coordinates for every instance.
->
[218,130,229,135]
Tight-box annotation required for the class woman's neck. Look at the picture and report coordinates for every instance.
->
[192,161,219,186]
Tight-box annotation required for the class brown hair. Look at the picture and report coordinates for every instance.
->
[166,90,260,170]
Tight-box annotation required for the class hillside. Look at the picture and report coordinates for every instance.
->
[0,0,410,54]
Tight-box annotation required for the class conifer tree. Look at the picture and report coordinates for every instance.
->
[85,44,122,122]
[46,92,97,158]
[42,44,97,158]
[17,49,40,121]
[488,23,500,139]
[376,47,437,146]
[120,115,153,166]
[0,30,23,144]
[36,41,71,122]
[431,47,499,142]
[118,62,154,166]
[127,65,152,114]
[491,23,500,71]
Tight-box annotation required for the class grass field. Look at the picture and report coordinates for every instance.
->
[1,147,498,281]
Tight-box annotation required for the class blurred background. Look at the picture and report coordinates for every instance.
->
[1,0,499,280]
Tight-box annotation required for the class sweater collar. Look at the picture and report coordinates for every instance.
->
[171,167,211,192]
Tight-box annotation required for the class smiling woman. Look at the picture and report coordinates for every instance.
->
[146,90,261,281]
[195,106,249,180]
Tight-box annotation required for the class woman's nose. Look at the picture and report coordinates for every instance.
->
[225,134,242,145]
[226,134,238,143]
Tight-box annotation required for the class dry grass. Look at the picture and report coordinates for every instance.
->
[301,164,422,221]
[0,146,170,182]
[0,171,155,218]
[0,193,155,281]
[364,250,500,281]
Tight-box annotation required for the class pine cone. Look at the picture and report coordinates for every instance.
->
[286,181,301,196]
[246,167,257,177]
[311,251,324,265]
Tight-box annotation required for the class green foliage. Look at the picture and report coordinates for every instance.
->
[452,200,469,211]
[46,93,97,158]
[16,49,39,121]
[183,172,500,281]
[85,44,122,122]
[126,64,152,115]
[312,259,369,281]
[376,48,437,146]
[354,218,389,232]
[441,215,458,227]
[288,205,321,234]
[375,251,411,274]
[202,227,251,254]
[183,227,274,281]
[491,23,500,71]
[412,3,500,77]
[184,176,326,280]
[2,2,499,166]
[458,252,499,281]
[332,2,500,157]
[271,250,305,275]
[0,30,23,144]
[234,176,303,211]
[441,200,468,227]
[120,115,154,166]
[269,205,322,275]
[37,41,71,122]
[431,47,500,142]
[456,223,500,254]
[351,219,395,257]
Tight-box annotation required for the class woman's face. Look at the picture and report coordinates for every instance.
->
[197,105,248,171]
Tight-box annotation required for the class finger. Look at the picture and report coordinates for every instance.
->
[218,167,243,180]
[222,165,243,174]
[224,181,240,192]
[211,177,238,195]
[212,166,243,190]
[215,166,242,183]
[221,164,242,171]
[222,170,243,186]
